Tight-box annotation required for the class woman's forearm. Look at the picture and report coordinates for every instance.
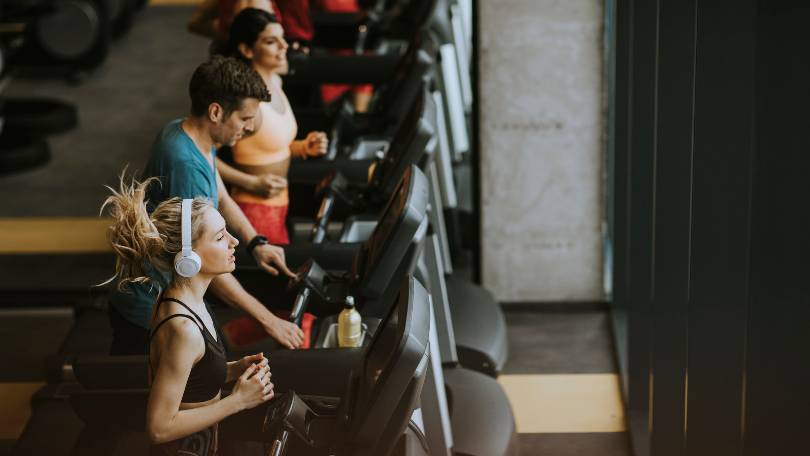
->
[290,140,307,159]
[148,395,243,444]
[216,158,256,191]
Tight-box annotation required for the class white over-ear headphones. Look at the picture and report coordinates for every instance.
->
[174,198,202,278]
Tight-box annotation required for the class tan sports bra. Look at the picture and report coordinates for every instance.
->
[231,80,297,206]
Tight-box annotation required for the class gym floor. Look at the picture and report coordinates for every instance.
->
[0,4,631,455]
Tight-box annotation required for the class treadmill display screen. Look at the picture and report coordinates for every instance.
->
[365,171,410,276]
[376,94,423,188]
[365,302,400,387]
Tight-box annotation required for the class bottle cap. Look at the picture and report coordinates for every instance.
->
[344,295,355,308]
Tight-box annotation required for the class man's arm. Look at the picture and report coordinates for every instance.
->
[216,171,295,277]
[210,273,304,349]
[217,171,258,242]
[213,172,302,348]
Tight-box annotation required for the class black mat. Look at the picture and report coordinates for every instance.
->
[502,310,618,375]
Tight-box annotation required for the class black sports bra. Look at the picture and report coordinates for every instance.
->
[149,298,228,403]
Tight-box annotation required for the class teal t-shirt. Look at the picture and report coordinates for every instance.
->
[110,119,219,329]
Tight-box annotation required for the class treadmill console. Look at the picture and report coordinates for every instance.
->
[361,165,429,299]
[365,167,412,273]
[351,277,431,455]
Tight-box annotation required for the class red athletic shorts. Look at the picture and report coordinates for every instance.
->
[237,202,290,245]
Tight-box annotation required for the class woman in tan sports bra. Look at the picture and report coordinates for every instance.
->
[217,7,328,244]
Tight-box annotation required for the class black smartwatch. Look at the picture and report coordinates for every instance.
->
[247,235,268,254]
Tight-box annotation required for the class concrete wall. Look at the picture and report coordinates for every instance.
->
[479,0,605,302]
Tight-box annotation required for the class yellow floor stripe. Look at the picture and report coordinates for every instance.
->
[0,382,44,439]
[498,374,626,433]
[0,218,112,254]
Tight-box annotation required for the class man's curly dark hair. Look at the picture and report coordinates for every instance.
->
[188,55,271,117]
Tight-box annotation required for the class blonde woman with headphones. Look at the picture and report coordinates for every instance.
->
[103,176,274,456]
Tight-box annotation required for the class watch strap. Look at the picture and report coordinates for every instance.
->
[247,235,268,254]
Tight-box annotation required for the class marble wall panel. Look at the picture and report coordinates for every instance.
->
[479,0,605,301]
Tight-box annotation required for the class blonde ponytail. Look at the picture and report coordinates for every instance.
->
[100,173,213,291]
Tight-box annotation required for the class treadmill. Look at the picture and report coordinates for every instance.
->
[284,84,509,377]
[19,277,432,456]
[237,165,518,455]
[285,79,436,196]
[223,165,430,357]
[291,34,434,140]
[282,0,438,90]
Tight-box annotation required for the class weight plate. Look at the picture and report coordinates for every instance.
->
[36,0,100,60]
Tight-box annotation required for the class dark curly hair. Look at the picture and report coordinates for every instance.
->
[188,55,271,117]
[226,8,280,63]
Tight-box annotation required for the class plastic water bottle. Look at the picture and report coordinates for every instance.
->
[337,296,362,347]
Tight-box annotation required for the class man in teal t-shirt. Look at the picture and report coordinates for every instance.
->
[109,56,304,355]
